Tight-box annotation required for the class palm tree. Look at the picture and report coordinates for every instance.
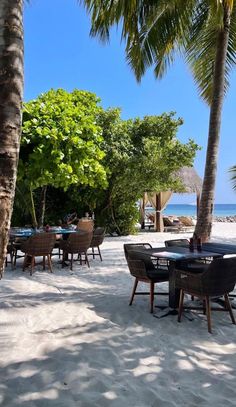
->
[0,0,24,277]
[229,165,236,191]
[81,0,236,241]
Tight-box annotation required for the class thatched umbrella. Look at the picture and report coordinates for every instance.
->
[143,167,202,232]
[174,166,202,214]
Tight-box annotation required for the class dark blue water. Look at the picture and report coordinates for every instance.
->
[162,204,236,217]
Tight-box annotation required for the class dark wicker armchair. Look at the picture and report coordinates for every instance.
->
[88,227,105,261]
[175,257,236,333]
[59,231,92,270]
[124,243,169,313]
[5,240,14,268]
[21,233,56,275]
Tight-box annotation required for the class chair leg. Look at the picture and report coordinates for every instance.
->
[150,281,155,313]
[30,256,35,276]
[22,255,28,271]
[47,255,53,273]
[203,298,206,315]
[98,246,102,261]
[178,289,184,322]
[205,295,212,334]
[70,253,73,271]
[224,293,236,324]
[85,253,90,268]
[129,278,138,306]
[43,256,46,270]
[92,247,95,259]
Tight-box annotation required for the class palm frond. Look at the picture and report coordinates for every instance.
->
[229,165,236,192]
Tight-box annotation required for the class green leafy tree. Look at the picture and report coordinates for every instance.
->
[17,89,107,227]
[82,0,236,241]
[78,109,199,235]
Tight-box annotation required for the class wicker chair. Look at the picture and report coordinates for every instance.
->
[59,231,92,270]
[77,218,94,233]
[21,233,56,275]
[88,227,105,261]
[124,243,169,313]
[175,257,236,333]
[165,239,189,247]
[5,240,14,268]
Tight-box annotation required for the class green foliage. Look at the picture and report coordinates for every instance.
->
[20,89,106,189]
[15,89,107,226]
[77,109,200,235]
[13,88,200,234]
[82,0,236,105]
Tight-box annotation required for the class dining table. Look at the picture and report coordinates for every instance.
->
[132,245,224,313]
[9,227,78,238]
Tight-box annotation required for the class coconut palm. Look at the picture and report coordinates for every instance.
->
[81,0,236,241]
[229,165,236,191]
[0,0,24,277]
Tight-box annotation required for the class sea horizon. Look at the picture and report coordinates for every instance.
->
[158,203,236,217]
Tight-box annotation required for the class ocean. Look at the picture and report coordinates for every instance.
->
[161,204,236,217]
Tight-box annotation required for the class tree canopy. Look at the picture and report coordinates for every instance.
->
[15,89,107,226]
[13,88,199,233]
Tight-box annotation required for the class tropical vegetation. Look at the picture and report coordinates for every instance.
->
[82,0,236,241]
[12,89,199,235]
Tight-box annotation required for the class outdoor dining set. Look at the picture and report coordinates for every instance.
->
[124,239,236,333]
[6,219,105,274]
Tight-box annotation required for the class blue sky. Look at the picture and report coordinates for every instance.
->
[24,0,236,204]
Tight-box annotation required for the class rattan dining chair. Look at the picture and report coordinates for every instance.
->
[59,231,92,270]
[124,243,169,313]
[77,218,94,233]
[175,257,236,333]
[21,233,56,275]
[88,227,105,261]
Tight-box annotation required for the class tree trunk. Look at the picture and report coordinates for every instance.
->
[194,5,231,242]
[29,186,38,228]
[0,0,24,278]
[38,186,47,228]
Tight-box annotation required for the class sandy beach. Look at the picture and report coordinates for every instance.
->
[0,222,236,406]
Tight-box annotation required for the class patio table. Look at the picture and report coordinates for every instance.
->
[9,227,78,238]
[201,242,236,255]
[132,246,223,310]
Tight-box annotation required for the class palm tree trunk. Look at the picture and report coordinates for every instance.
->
[0,0,24,278]
[194,5,231,242]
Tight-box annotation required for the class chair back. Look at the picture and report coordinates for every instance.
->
[77,218,94,233]
[165,239,189,247]
[90,227,105,248]
[126,251,149,279]
[23,233,56,256]
[123,243,152,261]
[66,231,93,254]
[202,257,236,296]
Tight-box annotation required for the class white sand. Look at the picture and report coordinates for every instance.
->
[0,222,236,406]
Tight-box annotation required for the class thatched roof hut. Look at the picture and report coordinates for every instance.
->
[141,166,202,232]
[174,166,202,196]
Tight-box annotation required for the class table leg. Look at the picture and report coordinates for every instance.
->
[154,261,180,318]
[168,261,180,309]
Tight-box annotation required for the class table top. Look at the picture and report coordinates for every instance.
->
[134,246,222,261]
[9,227,78,238]
[202,242,236,255]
